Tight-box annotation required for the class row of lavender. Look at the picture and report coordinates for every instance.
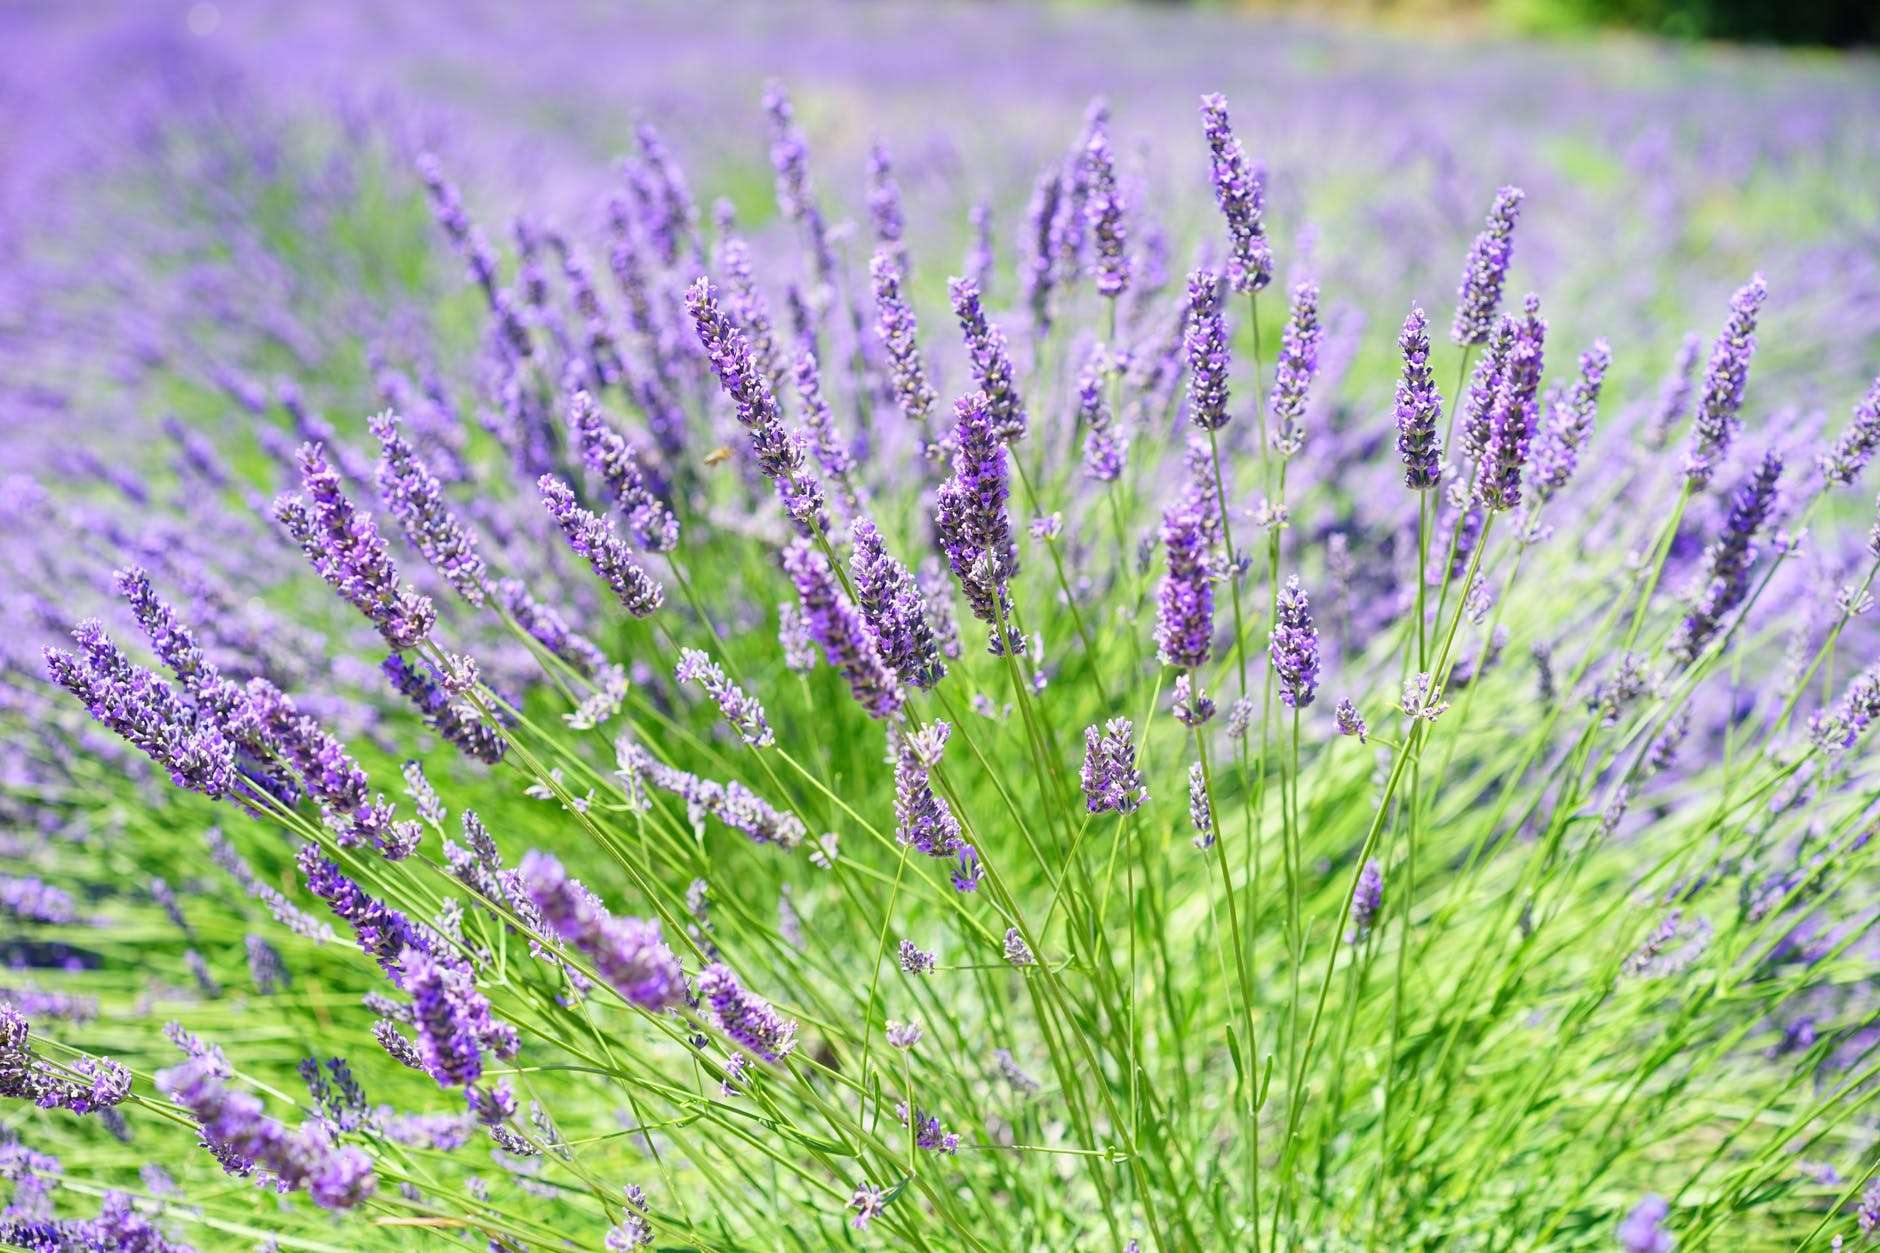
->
[4,6,1880,1250]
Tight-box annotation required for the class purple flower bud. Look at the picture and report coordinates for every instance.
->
[851,517,945,689]
[1617,1195,1674,1253]
[1199,93,1272,294]
[1079,344,1127,483]
[675,648,772,747]
[1811,662,1880,754]
[1080,718,1147,815]
[1348,861,1383,943]
[538,475,664,617]
[369,412,487,604]
[569,391,678,553]
[1002,928,1035,968]
[1267,280,1322,460]
[1684,275,1767,488]
[948,278,1027,443]
[1187,762,1213,849]
[1531,339,1612,502]
[866,141,906,262]
[1023,167,1063,333]
[1269,575,1321,710]
[697,963,797,1062]
[949,844,983,893]
[898,940,936,974]
[1156,497,1215,670]
[1451,186,1524,347]
[1818,375,1880,488]
[1394,305,1445,490]
[935,394,1023,656]
[621,743,806,849]
[517,852,684,1010]
[382,655,506,767]
[1668,450,1782,664]
[893,722,963,857]
[1082,128,1128,299]
[1335,699,1367,741]
[965,200,995,295]
[1473,295,1547,513]
[871,250,936,423]
[1184,268,1230,431]
[1172,673,1217,727]
[782,538,903,719]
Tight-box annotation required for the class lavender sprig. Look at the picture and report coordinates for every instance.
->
[538,475,664,617]
[1451,186,1524,347]
[1199,93,1272,294]
[1683,274,1768,488]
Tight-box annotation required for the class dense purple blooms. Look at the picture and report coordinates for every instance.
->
[935,393,1023,655]
[851,518,945,689]
[1184,268,1230,431]
[1,1005,131,1115]
[1617,1195,1674,1253]
[370,411,487,604]
[1083,127,1128,299]
[1187,763,1213,849]
[569,390,678,553]
[1684,275,1768,487]
[871,250,937,424]
[539,475,665,617]
[1394,305,1445,489]
[1473,295,1547,513]
[1348,861,1383,943]
[1818,375,1880,487]
[1081,718,1147,815]
[275,443,436,650]
[1451,186,1524,347]
[401,945,486,1087]
[517,852,685,1009]
[1644,332,1704,451]
[620,743,807,848]
[1157,496,1215,670]
[1199,93,1272,294]
[1269,575,1321,709]
[1023,168,1063,333]
[1668,450,1782,664]
[1268,280,1322,459]
[866,141,906,262]
[1078,344,1126,483]
[1809,662,1880,754]
[697,963,797,1063]
[1531,339,1612,502]
[781,538,904,718]
[949,277,1027,443]
[893,722,963,857]
[381,655,507,767]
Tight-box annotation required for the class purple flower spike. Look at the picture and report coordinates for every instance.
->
[517,851,684,1010]
[687,276,826,533]
[1187,763,1213,849]
[1334,699,1367,742]
[935,393,1023,656]
[1818,374,1880,487]
[1083,127,1128,299]
[949,277,1027,443]
[1184,268,1230,431]
[1079,344,1126,483]
[697,963,797,1063]
[871,250,936,423]
[893,722,963,857]
[1199,93,1272,294]
[851,517,945,689]
[1532,339,1612,503]
[369,411,487,604]
[781,539,904,719]
[950,844,983,893]
[1081,718,1147,815]
[1348,861,1383,943]
[620,743,806,848]
[1023,168,1063,334]
[1394,305,1444,490]
[276,443,436,650]
[1156,496,1215,670]
[1617,1195,1674,1253]
[569,390,678,553]
[382,655,506,767]
[675,648,773,747]
[1684,274,1768,488]
[1451,186,1524,347]
[539,475,665,617]
[1269,575,1321,710]
[401,945,485,1088]
[1668,450,1782,665]
[1267,280,1322,459]
[866,140,906,262]
[1473,294,1547,513]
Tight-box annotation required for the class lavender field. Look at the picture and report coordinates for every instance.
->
[3,2,1879,1248]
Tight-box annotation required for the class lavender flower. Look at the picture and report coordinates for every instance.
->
[1079,344,1126,483]
[401,946,485,1088]
[1644,333,1703,450]
[1023,168,1062,333]
[1684,274,1768,487]
[687,276,825,531]
[893,722,963,857]
[949,278,1027,443]
[1531,339,1612,502]
[1082,127,1128,299]
[539,475,665,617]
[697,964,797,1062]
[1269,575,1320,710]
[275,443,435,650]
[1809,662,1880,754]
[782,538,904,718]
[569,390,678,553]
[1080,718,1147,815]
[872,250,936,423]
[1187,763,1213,850]
[382,655,506,767]
[620,743,807,848]
[965,200,994,294]
[898,940,936,975]
[1668,450,1782,664]
[1335,699,1367,741]
[1348,861,1383,943]
[1002,928,1035,968]
[1184,267,1230,430]
[886,1020,923,1050]
[950,844,983,893]
[1199,93,1272,294]
[517,852,684,1010]
[675,648,773,747]
[370,412,486,603]
[1,1005,131,1115]
[1267,280,1322,459]
[1394,305,1445,489]
[850,1183,886,1231]
[851,517,945,689]
[1818,375,1880,487]
[1451,186,1524,347]
[1617,1195,1673,1253]
[1474,295,1547,513]
[1172,673,1216,726]
[935,393,1023,655]
[1156,496,1215,670]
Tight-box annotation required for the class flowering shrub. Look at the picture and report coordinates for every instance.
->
[2,6,1880,1249]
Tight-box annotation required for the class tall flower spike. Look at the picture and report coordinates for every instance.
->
[965,200,994,295]
[1199,93,1272,294]
[949,277,1027,443]
[382,655,507,767]
[1184,268,1230,430]
[620,743,807,848]
[1083,127,1128,299]
[1187,762,1213,849]
[934,393,1023,655]
[1818,374,1880,488]
[1156,495,1215,670]
[1267,280,1322,460]
[370,412,486,604]
[1269,575,1320,710]
[674,648,773,747]
[871,250,936,423]
[1022,167,1062,334]
[1451,186,1524,347]
[1683,274,1767,488]
[892,722,963,857]
[851,517,945,689]
[275,443,435,650]
[865,141,905,263]
[568,390,678,553]
[539,475,665,617]
[697,964,797,1063]
[1457,318,1515,464]
[781,539,904,719]
[1394,305,1444,489]
[1668,450,1782,665]
[1080,718,1146,815]
[1474,294,1547,513]
[517,852,685,1010]
[1532,339,1612,503]
[1348,861,1383,943]
[1644,332,1703,451]
[720,235,788,401]
[1079,343,1126,483]
[686,276,826,532]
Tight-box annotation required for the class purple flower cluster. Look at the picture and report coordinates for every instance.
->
[1531,339,1612,503]
[1394,305,1444,489]
[851,518,946,690]
[381,654,507,767]
[1269,575,1321,710]
[871,250,936,423]
[1267,280,1323,460]
[1473,295,1547,513]
[1683,274,1768,488]
[1199,93,1272,294]
[370,411,487,604]
[781,539,904,718]
[1,1004,131,1115]
[539,475,665,617]
[569,390,679,553]
[949,277,1027,443]
[1348,861,1383,943]
[935,393,1023,656]
[1668,450,1782,664]
[1156,496,1215,670]
[1081,719,1147,815]
[893,722,964,858]
[1082,127,1129,299]
[517,852,685,1009]
[1184,268,1231,430]
[1451,186,1524,347]
[697,963,797,1063]
[675,648,773,747]
[619,743,807,848]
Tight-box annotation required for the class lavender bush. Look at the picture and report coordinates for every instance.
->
[2,3,1880,1249]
